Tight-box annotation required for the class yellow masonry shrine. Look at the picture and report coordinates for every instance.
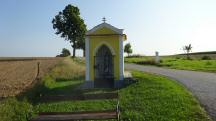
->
[85,19,127,88]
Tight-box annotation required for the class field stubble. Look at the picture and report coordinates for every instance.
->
[0,58,62,97]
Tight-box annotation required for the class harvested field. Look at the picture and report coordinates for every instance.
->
[0,57,63,97]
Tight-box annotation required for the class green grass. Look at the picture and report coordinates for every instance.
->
[33,71,211,120]
[125,56,151,63]
[120,71,210,120]
[0,97,33,121]
[0,57,211,121]
[125,56,216,72]
[160,57,216,72]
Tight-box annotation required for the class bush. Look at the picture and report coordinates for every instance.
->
[136,60,159,66]
[175,57,181,59]
[159,59,163,63]
[126,54,144,58]
[201,56,211,60]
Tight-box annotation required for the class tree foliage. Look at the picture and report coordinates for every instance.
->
[56,48,71,57]
[52,4,87,57]
[124,43,133,57]
[183,44,192,59]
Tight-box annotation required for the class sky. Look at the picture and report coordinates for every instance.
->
[0,0,216,57]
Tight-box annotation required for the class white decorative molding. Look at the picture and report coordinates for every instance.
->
[86,23,123,35]
[85,37,90,81]
[93,41,116,56]
[119,36,124,80]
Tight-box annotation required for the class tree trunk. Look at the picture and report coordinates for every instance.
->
[73,48,76,58]
[186,51,190,59]
[83,49,85,57]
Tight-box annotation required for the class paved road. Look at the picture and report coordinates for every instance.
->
[125,63,216,120]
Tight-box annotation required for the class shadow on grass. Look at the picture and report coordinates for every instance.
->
[17,77,84,104]
[55,76,84,82]
[42,82,83,96]
[17,76,138,105]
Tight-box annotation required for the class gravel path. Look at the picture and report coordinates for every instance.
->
[125,63,216,120]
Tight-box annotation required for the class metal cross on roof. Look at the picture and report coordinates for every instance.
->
[102,17,106,23]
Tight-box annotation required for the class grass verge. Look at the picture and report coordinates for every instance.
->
[0,57,211,121]
[125,56,216,72]
[120,71,211,120]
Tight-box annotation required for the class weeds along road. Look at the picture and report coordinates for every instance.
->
[125,63,216,121]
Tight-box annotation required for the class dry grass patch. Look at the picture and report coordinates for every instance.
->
[50,57,85,80]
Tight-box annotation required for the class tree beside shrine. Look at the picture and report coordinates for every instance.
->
[52,4,87,57]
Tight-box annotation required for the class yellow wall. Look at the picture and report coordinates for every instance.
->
[89,27,120,80]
